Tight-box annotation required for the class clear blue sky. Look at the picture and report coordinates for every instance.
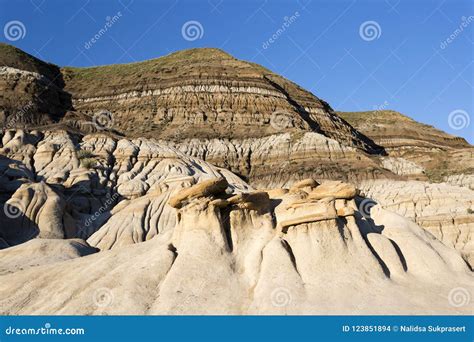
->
[1,0,473,143]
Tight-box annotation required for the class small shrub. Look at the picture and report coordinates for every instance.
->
[80,158,96,169]
[468,208,474,215]
[77,149,94,159]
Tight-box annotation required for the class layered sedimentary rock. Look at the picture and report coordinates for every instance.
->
[0,44,381,152]
[0,44,399,185]
[337,110,469,151]
[320,111,474,261]
[62,48,381,153]
[2,44,472,189]
[0,44,72,127]
[0,129,472,315]
[339,110,474,187]
[167,133,395,187]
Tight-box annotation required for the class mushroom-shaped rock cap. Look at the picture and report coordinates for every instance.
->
[290,178,319,191]
[168,177,229,209]
[308,181,358,200]
[227,191,271,211]
[265,188,289,198]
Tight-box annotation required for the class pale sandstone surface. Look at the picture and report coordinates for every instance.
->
[1,130,472,263]
[445,174,474,191]
[0,131,472,315]
[0,130,250,248]
[360,180,474,267]
[0,177,472,314]
[0,238,97,275]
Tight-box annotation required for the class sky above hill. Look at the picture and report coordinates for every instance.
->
[1,0,472,143]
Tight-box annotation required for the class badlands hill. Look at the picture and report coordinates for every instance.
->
[1,44,473,187]
[0,45,473,314]
[1,43,392,184]
[2,43,473,185]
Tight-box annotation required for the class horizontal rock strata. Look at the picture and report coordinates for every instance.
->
[360,180,474,267]
[339,110,473,187]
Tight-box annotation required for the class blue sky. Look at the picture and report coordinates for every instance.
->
[1,0,473,143]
